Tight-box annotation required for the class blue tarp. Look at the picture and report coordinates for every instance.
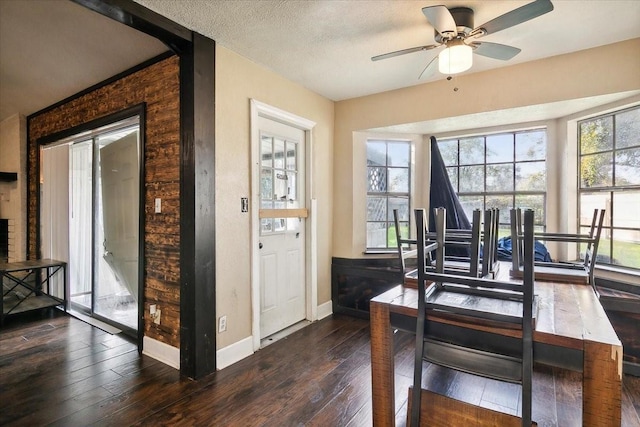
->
[497,236,552,262]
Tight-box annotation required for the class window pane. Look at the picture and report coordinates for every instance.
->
[273,138,285,169]
[459,137,484,165]
[388,197,409,221]
[459,195,483,221]
[439,139,458,166]
[516,130,546,161]
[368,167,387,192]
[615,108,640,149]
[580,116,613,154]
[485,195,512,225]
[515,194,545,226]
[593,227,612,264]
[613,190,640,229]
[367,196,386,221]
[286,141,296,170]
[367,141,386,166]
[446,167,458,191]
[388,168,409,192]
[516,161,546,191]
[388,142,410,167]
[261,136,272,167]
[580,152,612,188]
[459,165,484,192]
[615,147,640,186]
[486,164,513,192]
[390,221,410,248]
[612,229,640,269]
[261,168,272,200]
[486,134,513,164]
[367,222,388,248]
[579,193,608,226]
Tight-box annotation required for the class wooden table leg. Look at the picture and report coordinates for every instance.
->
[370,300,395,427]
[583,340,622,426]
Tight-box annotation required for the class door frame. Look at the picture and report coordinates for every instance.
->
[250,99,317,351]
[37,105,146,349]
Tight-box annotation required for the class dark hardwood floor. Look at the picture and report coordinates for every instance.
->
[1,310,639,426]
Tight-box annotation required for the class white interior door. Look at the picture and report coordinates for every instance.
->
[258,117,306,339]
[100,131,139,302]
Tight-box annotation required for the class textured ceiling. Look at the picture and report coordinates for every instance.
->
[134,0,640,101]
[0,0,168,121]
[2,0,639,128]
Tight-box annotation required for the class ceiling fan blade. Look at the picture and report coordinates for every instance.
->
[371,45,438,61]
[418,55,439,80]
[472,42,521,60]
[422,5,457,37]
[472,0,554,37]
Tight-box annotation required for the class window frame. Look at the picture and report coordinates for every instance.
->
[365,139,412,250]
[439,129,548,234]
[578,105,640,271]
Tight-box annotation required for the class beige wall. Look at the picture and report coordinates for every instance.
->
[0,113,27,262]
[333,38,640,259]
[215,46,334,349]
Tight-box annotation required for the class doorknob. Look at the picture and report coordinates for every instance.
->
[259,242,263,249]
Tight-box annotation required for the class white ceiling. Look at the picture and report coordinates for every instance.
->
[134,0,640,101]
[1,0,639,128]
[0,0,168,122]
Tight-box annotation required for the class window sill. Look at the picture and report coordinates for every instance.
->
[363,249,397,256]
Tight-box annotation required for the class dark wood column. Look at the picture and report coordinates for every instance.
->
[74,0,217,378]
[179,33,217,378]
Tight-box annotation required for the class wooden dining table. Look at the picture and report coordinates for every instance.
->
[369,267,623,426]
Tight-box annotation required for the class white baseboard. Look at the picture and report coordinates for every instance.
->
[216,302,333,370]
[142,336,180,370]
[217,336,254,370]
[317,300,333,320]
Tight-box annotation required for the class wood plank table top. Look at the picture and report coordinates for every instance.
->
[370,262,623,426]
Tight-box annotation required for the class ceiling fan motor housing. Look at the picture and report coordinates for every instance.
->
[435,7,474,42]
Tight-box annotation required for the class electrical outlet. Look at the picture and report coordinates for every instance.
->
[154,309,161,325]
[150,304,157,315]
[154,198,162,213]
[218,315,227,333]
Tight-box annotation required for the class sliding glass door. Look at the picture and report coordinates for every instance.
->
[42,116,141,334]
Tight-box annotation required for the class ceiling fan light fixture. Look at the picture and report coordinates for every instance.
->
[438,41,473,75]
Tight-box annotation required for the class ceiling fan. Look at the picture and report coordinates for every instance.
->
[372,0,554,78]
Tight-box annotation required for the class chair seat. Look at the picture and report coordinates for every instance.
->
[423,339,523,383]
[426,287,538,330]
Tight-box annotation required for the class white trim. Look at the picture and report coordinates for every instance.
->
[216,336,255,370]
[316,300,333,320]
[250,99,317,352]
[142,336,179,370]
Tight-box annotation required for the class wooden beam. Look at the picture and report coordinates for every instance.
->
[180,33,217,379]
[259,208,308,219]
[72,0,191,53]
